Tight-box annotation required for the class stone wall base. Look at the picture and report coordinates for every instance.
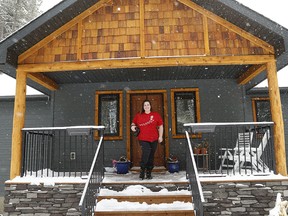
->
[4,183,84,216]
[202,180,288,215]
[4,180,288,215]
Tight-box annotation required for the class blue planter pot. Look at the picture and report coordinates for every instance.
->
[116,161,130,174]
[168,162,179,173]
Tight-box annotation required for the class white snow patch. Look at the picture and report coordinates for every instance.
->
[96,199,193,211]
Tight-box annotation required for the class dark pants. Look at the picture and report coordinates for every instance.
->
[139,140,158,169]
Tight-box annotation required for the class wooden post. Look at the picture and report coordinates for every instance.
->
[10,70,27,179]
[266,61,287,176]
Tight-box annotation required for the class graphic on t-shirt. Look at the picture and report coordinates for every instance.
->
[139,115,154,127]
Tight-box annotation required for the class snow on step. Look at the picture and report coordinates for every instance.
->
[96,199,194,211]
[99,185,191,196]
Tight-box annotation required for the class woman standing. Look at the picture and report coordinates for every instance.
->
[131,100,163,179]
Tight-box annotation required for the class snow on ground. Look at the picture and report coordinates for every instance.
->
[6,169,288,185]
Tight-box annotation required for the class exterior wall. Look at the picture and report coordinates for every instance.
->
[0,98,52,196]
[53,79,245,168]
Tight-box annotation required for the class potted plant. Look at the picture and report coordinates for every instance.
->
[193,143,202,154]
[200,140,209,154]
[116,156,130,174]
[166,155,179,173]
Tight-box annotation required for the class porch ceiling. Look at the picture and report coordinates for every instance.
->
[44,65,249,84]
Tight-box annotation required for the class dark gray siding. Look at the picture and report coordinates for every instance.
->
[53,79,245,168]
[1,80,287,197]
[0,98,52,195]
[247,90,288,165]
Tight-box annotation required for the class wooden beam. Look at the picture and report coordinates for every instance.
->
[139,0,145,58]
[10,70,27,179]
[178,0,274,54]
[203,15,210,55]
[237,64,266,85]
[266,60,287,176]
[18,0,112,63]
[27,73,59,90]
[77,21,83,61]
[18,55,275,73]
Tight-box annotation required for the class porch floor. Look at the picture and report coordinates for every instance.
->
[103,168,288,185]
[103,170,188,185]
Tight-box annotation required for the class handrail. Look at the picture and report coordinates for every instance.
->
[79,129,105,215]
[21,126,104,177]
[183,122,275,175]
[22,125,105,131]
[184,122,274,127]
[185,131,205,216]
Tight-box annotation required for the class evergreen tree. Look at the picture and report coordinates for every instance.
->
[0,0,43,40]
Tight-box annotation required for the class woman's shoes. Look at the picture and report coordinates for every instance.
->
[139,166,153,179]
[146,170,152,179]
[139,167,145,180]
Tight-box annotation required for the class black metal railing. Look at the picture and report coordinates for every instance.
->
[21,126,105,177]
[79,131,104,216]
[184,122,275,176]
[185,131,204,216]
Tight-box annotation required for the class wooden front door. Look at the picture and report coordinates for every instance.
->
[129,92,166,167]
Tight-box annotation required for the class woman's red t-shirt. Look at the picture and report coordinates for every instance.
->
[132,112,163,142]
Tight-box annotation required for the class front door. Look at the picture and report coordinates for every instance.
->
[128,91,167,167]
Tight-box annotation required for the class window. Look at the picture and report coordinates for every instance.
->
[95,91,123,140]
[171,88,201,138]
[252,98,271,122]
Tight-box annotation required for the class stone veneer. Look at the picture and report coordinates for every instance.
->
[202,180,288,215]
[4,183,84,216]
[4,179,288,215]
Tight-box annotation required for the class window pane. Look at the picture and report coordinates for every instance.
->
[99,94,119,136]
[175,92,196,134]
[255,100,271,122]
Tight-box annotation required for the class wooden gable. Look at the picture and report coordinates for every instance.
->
[19,0,274,65]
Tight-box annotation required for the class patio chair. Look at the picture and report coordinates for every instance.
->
[218,132,254,171]
[219,130,270,172]
[237,129,270,172]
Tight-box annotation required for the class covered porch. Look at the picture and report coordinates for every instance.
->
[0,0,286,180]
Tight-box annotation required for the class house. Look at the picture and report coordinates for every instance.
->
[0,0,288,185]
